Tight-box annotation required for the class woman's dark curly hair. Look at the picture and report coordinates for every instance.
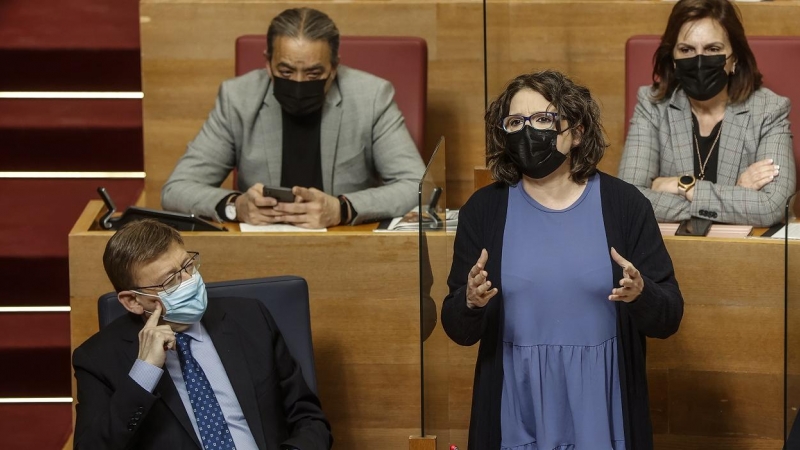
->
[651,0,761,104]
[486,70,608,185]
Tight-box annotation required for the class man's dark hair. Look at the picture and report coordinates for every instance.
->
[103,219,184,292]
[266,8,340,66]
[485,70,608,185]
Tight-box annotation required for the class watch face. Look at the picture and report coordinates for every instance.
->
[680,175,694,185]
[225,204,237,221]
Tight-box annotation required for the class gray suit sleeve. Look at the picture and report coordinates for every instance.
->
[344,81,426,224]
[690,96,796,226]
[161,83,239,220]
[618,88,691,222]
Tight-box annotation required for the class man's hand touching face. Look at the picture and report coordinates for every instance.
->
[137,303,176,368]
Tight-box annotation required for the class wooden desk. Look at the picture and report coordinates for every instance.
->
[69,199,793,449]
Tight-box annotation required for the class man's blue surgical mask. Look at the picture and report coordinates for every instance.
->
[139,272,208,324]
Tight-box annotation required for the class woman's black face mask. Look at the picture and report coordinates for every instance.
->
[505,126,568,180]
[272,76,328,116]
[674,54,731,101]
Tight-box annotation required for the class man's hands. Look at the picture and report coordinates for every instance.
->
[137,303,175,368]
[235,184,342,228]
[272,187,341,229]
[234,183,283,224]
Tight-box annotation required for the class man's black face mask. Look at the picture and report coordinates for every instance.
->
[272,76,328,116]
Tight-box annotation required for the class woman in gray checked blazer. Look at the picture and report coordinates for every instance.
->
[619,0,795,227]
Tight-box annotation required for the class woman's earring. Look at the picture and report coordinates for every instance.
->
[731,62,736,75]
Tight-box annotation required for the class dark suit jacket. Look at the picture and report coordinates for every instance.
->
[73,297,332,450]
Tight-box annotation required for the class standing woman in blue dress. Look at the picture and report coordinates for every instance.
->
[441,70,684,450]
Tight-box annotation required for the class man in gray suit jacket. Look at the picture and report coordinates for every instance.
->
[162,8,425,228]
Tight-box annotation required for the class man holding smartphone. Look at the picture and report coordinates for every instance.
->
[161,8,425,228]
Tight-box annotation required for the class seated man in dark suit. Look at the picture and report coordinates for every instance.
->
[72,219,332,450]
[161,7,426,228]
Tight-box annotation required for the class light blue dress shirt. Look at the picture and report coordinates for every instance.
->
[129,322,259,450]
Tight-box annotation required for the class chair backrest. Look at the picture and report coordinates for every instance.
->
[235,35,428,153]
[98,275,318,393]
[625,35,800,179]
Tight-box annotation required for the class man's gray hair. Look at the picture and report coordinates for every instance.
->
[267,8,340,66]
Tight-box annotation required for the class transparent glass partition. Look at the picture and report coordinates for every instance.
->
[419,136,453,448]
[786,193,800,446]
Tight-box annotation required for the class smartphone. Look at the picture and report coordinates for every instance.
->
[428,187,443,211]
[676,217,713,236]
[426,187,443,223]
[262,186,295,203]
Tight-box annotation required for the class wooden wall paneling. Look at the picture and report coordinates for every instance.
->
[786,241,800,438]
[409,435,437,450]
[473,166,492,191]
[648,369,670,435]
[669,370,784,439]
[647,304,783,373]
[653,435,783,450]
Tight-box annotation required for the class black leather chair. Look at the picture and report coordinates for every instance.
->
[97,275,318,393]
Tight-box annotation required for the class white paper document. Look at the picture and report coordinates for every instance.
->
[374,209,459,233]
[239,223,327,233]
[767,223,800,240]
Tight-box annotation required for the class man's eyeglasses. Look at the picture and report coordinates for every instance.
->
[131,252,201,295]
[500,112,560,134]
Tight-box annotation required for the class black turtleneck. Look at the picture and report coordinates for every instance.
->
[280,109,324,190]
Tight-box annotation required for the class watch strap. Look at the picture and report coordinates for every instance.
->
[338,195,352,225]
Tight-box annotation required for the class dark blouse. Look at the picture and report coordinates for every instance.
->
[691,114,722,184]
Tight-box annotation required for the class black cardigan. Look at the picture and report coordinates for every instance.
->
[441,172,684,450]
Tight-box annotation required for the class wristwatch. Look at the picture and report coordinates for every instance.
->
[224,194,240,221]
[678,175,696,194]
[338,195,351,225]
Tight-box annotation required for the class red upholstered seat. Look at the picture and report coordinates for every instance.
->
[625,35,800,181]
[235,35,427,153]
